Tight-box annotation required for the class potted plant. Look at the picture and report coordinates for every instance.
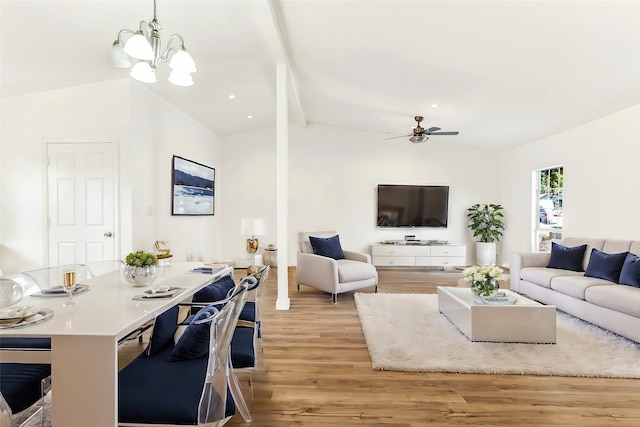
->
[467,203,505,265]
[123,251,159,287]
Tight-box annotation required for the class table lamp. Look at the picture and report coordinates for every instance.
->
[241,218,266,254]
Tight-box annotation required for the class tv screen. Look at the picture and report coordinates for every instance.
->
[377,185,449,228]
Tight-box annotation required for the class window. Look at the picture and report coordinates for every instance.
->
[534,166,563,252]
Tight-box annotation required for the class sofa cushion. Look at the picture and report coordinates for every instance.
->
[584,248,628,283]
[601,240,632,254]
[619,252,640,288]
[520,267,583,289]
[585,284,640,317]
[561,238,605,270]
[550,275,611,300]
[336,259,377,283]
[547,242,587,271]
[310,235,345,260]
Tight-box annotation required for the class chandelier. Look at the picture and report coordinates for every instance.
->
[109,0,196,87]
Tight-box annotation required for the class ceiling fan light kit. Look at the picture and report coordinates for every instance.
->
[386,115,460,143]
[109,0,196,86]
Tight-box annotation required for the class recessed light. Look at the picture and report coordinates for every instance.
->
[430,104,438,108]
[247,115,253,119]
[228,94,236,99]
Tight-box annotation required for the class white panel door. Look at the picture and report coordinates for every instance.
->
[48,142,116,266]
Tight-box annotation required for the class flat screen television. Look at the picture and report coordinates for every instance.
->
[377,184,449,228]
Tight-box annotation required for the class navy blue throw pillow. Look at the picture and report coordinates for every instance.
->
[146,305,179,356]
[169,304,218,362]
[193,275,235,304]
[619,252,640,288]
[309,235,345,260]
[584,249,628,282]
[546,242,588,271]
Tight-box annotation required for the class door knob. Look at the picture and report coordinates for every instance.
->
[104,231,113,237]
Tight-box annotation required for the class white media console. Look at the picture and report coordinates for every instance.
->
[371,243,466,269]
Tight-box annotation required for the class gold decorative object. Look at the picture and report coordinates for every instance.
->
[246,238,259,254]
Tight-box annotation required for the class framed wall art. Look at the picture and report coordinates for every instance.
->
[171,155,215,216]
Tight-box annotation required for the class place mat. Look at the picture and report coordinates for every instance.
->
[132,287,185,301]
[0,308,54,329]
[32,284,89,297]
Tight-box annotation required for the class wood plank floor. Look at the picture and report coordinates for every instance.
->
[120,267,640,426]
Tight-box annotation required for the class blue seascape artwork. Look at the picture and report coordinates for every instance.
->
[172,156,215,215]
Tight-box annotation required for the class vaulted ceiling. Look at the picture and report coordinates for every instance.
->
[2,0,639,150]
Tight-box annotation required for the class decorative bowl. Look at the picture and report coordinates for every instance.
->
[0,278,23,308]
[123,265,158,287]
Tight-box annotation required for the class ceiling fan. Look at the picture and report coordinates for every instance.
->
[386,116,459,143]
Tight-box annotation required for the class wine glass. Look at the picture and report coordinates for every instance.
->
[62,270,77,306]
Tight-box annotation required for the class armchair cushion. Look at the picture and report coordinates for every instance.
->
[309,235,345,260]
[337,259,378,282]
[169,304,217,362]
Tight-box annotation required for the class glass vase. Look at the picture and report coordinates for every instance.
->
[123,265,158,287]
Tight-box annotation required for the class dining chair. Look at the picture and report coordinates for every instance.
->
[118,281,251,426]
[0,273,53,427]
[0,366,51,427]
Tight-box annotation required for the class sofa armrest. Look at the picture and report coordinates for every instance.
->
[296,252,339,293]
[343,250,371,264]
[509,252,551,292]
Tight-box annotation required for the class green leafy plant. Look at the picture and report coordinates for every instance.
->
[467,203,505,243]
[125,251,158,267]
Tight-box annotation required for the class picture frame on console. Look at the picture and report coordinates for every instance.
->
[171,155,215,216]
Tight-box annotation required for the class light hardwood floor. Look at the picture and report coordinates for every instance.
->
[120,267,640,426]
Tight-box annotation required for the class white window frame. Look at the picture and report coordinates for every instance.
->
[532,165,563,252]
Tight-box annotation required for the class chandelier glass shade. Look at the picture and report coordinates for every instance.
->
[409,134,428,143]
[109,0,196,86]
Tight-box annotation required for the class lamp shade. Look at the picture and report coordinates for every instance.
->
[129,62,157,83]
[168,69,194,87]
[123,31,154,60]
[241,219,266,236]
[169,49,197,73]
[109,41,132,68]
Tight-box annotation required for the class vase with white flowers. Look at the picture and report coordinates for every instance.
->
[463,265,504,298]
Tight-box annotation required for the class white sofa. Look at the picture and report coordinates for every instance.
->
[510,237,640,343]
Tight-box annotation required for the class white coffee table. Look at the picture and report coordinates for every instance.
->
[437,286,556,343]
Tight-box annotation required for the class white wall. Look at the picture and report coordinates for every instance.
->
[501,104,640,261]
[0,81,223,274]
[0,80,130,273]
[130,84,224,263]
[222,123,503,266]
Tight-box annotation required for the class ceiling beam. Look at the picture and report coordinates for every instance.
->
[261,0,307,128]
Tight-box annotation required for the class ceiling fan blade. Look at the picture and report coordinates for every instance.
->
[425,127,441,133]
[429,131,459,136]
[384,134,413,140]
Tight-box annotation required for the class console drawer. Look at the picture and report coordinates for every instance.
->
[373,256,416,266]
[431,245,466,257]
[428,256,466,267]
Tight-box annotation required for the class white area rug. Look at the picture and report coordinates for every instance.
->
[354,292,640,378]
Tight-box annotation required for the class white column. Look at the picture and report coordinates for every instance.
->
[275,63,290,310]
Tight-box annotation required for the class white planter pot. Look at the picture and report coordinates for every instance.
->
[476,242,496,266]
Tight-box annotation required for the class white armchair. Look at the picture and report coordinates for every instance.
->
[296,231,378,303]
